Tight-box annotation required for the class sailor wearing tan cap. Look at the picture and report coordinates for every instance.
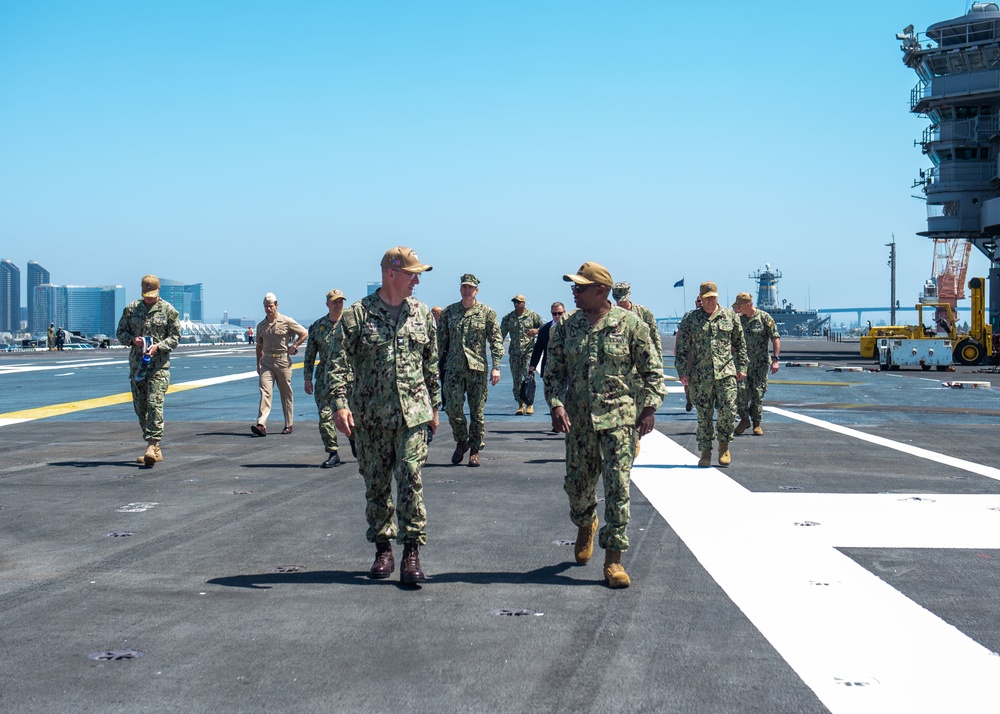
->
[116,274,180,467]
[675,281,748,467]
[544,262,666,588]
[731,292,781,436]
[329,246,440,585]
[500,293,542,414]
[304,289,355,468]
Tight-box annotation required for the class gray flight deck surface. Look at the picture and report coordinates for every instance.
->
[1,339,998,713]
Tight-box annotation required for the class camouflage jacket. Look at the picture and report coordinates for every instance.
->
[675,306,748,382]
[626,302,662,362]
[116,298,180,371]
[437,301,503,373]
[500,309,542,355]
[739,309,780,369]
[544,306,666,431]
[305,315,354,395]
[328,292,440,429]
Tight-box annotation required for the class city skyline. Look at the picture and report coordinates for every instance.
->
[0,257,206,337]
[0,251,987,333]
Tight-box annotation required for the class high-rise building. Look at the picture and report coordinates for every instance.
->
[26,261,50,336]
[33,284,63,336]
[158,280,204,322]
[0,259,21,333]
[35,285,125,337]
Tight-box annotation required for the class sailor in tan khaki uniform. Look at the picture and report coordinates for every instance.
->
[253,292,308,436]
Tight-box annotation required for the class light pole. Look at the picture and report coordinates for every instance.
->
[887,238,897,326]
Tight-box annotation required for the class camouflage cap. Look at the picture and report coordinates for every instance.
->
[563,262,613,288]
[460,273,480,287]
[699,281,719,298]
[141,275,160,298]
[326,289,346,302]
[612,282,631,300]
[511,294,527,303]
[381,246,432,274]
[733,291,753,307]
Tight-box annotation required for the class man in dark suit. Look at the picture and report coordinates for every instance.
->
[528,302,566,378]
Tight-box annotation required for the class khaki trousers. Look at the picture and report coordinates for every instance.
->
[258,356,294,427]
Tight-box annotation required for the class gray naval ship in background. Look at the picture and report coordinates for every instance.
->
[752,264,830,336]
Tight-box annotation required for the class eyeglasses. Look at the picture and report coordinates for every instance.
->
[551,311,564,316]
[570,284,596,294]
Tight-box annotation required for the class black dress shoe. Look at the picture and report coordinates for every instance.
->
[321,452,341,468]
[251,424,266,437]
[281,426,293,435]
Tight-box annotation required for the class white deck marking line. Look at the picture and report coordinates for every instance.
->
[632,429,1000,714]
[0,359,127,374]
[764,405,1000,481]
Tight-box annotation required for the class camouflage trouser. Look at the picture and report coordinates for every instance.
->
[130,368,170,442]
[508,350,530,403]
[737,366,769,425]
[443,367,488,449]
[689,375,738,450]
[314,393,341,453]
[355,423,429,545]
[564,424,636,552]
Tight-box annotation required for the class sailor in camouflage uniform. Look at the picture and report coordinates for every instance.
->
[732,292,781,436]
[437,274,503,467]
[329,246,440,585]
[500,295,542,414]
[675,281,748,468]
[304,289,354,468]
[116,275,180,467]
[612,281,663,458]
[545,262,665,589]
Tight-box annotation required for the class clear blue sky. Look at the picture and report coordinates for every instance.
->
[0,1,991,328]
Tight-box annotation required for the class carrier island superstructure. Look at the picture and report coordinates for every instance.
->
[751,265,828,336]
[899,3,1000,333]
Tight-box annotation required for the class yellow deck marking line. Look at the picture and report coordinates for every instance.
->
[0,363,301,426]
[771,380,855,387]
[664,373,854,387]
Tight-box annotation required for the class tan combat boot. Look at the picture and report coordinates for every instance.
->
[734,416,751,435]
[574,518,598,565]
[515,403,525,415]
[526,405,534,415]
[698,449,712,468]
[603,550,631,588]
[752,423,764,436]
[718,441,731,466]
[138,441,162,467]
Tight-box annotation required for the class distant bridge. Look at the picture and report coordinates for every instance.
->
[657,306,929,334]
